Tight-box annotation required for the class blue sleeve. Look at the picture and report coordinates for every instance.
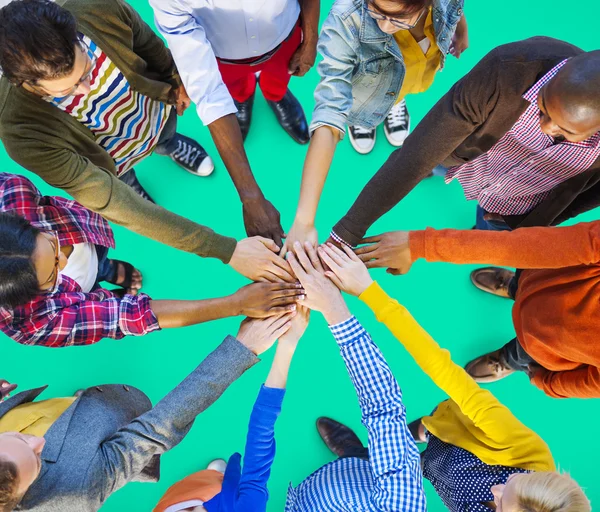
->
[234,384,285,511]
[329,316,427,512]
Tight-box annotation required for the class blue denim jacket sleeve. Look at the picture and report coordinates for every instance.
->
[310,10,359,139]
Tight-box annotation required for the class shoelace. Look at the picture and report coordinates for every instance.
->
[386,100,408,129]
[350,125,374,137]
[172,140,201,167]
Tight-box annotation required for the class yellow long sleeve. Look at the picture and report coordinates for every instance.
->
[359,281,555,472]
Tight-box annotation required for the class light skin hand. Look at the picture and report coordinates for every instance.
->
[354,231,413,275]
[280,221,318,256]
[449,14,469,58]
[232,282,305,318]
[236,313,295,355]
[318,243,373,297]
[286,242,351,325]
[229,237,295,283]
[265,305,310,389]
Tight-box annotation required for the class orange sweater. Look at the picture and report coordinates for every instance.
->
[409,221,600,399]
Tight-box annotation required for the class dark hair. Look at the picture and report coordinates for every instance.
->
[0,458,19,512]
[0,213,41,309]
[370,0,432,17]
[0,0,78,86]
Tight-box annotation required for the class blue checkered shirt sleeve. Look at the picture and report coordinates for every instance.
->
[329,316,427,511]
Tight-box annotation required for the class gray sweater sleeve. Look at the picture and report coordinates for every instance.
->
[98,335,259,494]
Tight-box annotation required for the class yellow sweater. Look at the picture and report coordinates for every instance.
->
[359,282,555,472]
[0,398,76,437]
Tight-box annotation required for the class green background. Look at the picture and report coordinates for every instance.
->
[1,1,598,510]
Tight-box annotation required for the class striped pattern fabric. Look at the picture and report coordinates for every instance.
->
[445,59,600,215]
[51,35,171,176]
[285,317,426,511]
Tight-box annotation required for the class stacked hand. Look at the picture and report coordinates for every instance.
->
[232,282,305,317]
[242,197,286,248]
[355,231,413,275]
[236,313,296,355]
[280,220,318,256]
[318,243,373,296]
[230,236,295,283]
[286,242,351,325]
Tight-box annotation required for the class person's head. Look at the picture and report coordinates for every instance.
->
[0,0,94,98]
[491,472,590,512]
[538,51,600,143]
[366,0,431,34]
[0,213,68,308]
[0,433,45,511]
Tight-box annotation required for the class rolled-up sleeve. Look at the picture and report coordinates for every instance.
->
[149,0,236,125]
[310,12,358,139]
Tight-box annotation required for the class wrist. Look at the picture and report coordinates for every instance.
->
[323,298,351,325]
[295,209,316,226]
[241,191,265,204]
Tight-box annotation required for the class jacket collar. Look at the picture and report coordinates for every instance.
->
[0,386,48,418]
[39,397,80,463]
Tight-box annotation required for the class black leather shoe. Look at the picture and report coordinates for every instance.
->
[266,89,309,144]
[316,417,364,458]
[119,169,155,204]
[234,93,255,142]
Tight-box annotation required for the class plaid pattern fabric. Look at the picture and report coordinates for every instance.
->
[0,172,114,248]
[0,173,159,348]
[445,59,600,215]
[285,316,426,511]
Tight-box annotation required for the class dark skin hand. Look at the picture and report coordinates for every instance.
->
[208,114,285,246]
[288,0,320,76]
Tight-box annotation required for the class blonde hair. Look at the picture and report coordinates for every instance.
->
[513,472,591,512]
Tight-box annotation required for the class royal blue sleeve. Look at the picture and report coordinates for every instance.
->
[234,384,285,511]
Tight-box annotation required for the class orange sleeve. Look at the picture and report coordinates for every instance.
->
[531,366,600,399]
[409,221,600,269]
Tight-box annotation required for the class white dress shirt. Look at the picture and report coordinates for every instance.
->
[150,0,300,125]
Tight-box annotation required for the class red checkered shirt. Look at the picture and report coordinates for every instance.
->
[445,60,600,215]
[0,173,160,348]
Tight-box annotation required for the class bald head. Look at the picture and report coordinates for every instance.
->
[539,51,600,142]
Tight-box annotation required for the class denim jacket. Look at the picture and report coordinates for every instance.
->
[311,0,464,137]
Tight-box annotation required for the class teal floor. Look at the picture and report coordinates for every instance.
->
[1,1,598,510]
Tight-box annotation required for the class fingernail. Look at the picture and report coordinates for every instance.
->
[299,295,305,300]
[286,252,291,259]
[289,304,296,310]
[294,241,301,247]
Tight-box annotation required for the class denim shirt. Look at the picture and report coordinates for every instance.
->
[311,0,464,136]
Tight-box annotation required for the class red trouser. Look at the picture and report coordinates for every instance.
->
[217,23,302,103]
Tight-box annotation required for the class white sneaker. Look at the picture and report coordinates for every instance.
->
[348,125,376,154]
[384,99,410,147]
[207,459,227,474]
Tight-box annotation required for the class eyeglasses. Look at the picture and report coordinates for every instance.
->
[29,40,97,102]
[39,232,61,293]
[366,4,427,30]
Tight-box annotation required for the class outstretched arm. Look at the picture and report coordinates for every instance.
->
[287,244,426,511]
[356,221,600,274]
[235,307,310,511]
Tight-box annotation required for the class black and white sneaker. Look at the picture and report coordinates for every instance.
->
[384,99,410,147]
[169,134,215,177]
[348,125,376,155]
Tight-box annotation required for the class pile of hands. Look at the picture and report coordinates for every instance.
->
[232,239,383,356]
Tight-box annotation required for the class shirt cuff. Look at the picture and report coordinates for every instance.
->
[408,230,427,261]
[118,293,161,336]
[328,316,367,345]
[329,230,353,248]
[358,281,389,311]
[258,385,286,409]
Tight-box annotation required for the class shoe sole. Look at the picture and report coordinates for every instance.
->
[171,156,215,177]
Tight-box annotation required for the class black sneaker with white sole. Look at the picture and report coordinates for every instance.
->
[348,125,376,154]
[169,134,215,176]
[384,99,410,147]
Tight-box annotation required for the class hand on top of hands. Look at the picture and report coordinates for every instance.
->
[229,236,295,283]
[233,282,305,318]
[236,313,295,355]
[354,231,413,275]
[318,243,373,296]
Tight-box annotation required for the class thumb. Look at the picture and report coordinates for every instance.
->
[257,236,280,253]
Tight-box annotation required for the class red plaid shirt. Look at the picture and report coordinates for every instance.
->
[445,60,600,215]
[0,173,160,348]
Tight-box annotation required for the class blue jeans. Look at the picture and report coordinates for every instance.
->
[93,245,112,290]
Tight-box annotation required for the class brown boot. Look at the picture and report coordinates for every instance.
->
[316,417,364,458]
[470,267,515,298]
[465,349,516,383]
